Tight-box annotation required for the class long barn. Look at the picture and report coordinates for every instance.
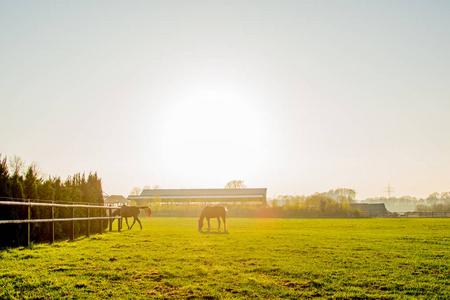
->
[128,188,267,206]
[349,203,390,217]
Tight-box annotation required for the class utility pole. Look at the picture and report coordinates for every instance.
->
[384,183,394,198]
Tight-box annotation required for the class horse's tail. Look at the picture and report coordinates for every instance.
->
[139,206,152,218]
[224,206,228,213]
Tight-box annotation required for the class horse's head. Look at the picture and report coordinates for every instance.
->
[111,209,120,217]
[198,219,203,231]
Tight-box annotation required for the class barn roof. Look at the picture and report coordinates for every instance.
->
[350,203,389,212]
[136,188,266,197]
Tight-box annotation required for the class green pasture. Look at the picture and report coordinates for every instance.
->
[0,218,449,299]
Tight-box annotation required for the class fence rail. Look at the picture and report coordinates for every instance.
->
[0,200,123,247]
[0,217,116,225]
[398,211,450,218]
[0,200,108,209]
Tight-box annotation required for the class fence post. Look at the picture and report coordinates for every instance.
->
[109,207,112,231]
[70,203,74,241]
[86,206,90,238]
[118,208,122,232]
[50,201,54,244]
[99,208,103,235]
[27,199,31,248]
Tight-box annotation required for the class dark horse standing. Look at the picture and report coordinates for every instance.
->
[112,205,152,230]
[198,205,227,231]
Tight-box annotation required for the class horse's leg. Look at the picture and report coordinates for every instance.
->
[217,217,221,230]
[125,217,130,229]
[136,217,143,230]
[223,215,227,230]
[207,218,211,231]
[130,217,137,229]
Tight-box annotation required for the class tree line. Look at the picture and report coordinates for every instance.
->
[0,155,104,248]
[363,192,450,212]
[270,188,357,214]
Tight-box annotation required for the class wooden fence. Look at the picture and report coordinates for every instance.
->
[0,200,123,247]
[398,211,450,218]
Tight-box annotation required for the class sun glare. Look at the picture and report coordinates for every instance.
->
[155,90,270,179]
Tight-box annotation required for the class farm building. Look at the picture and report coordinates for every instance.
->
[349,203,390,217]
[127,188,267,206]
[104,195,130,207]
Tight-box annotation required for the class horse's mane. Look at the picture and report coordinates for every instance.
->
[199,209,205,220]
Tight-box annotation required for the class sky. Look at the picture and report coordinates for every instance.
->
[1,1,449,200]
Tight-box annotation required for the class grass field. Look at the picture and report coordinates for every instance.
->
[0,217,449,299]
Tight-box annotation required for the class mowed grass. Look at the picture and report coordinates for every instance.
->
[0,218,449,299]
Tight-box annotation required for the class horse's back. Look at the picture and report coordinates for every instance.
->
[122,206,140,217]
[204,205,227,217]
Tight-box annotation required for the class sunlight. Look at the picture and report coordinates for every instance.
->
[156,85,270,179]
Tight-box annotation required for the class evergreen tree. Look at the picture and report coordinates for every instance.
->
[23,167,46,242]
[23,167,38,200]
[0,155,28,247]
[87,172,105,232]
[9,174,24,199]
[37,179,55,201]
[0,155,12,247]
[0,155,10,198]
[68,174,85,235]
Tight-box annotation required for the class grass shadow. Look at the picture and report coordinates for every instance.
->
[198,230,229,234]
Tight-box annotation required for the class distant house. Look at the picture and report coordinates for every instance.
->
[127,188,267,206]
[104,195,130,207]
[350,203,390,217]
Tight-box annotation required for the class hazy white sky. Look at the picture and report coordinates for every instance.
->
[1,1,449,199]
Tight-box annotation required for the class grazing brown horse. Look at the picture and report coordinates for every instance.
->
[111,205,152,230]
[198,205,227,231]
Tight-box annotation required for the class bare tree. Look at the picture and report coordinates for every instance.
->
[9,155,26,175]
[130,185,160,195]
[225,180,247,189]
[415,204,429,212]
[129,187,143,195]
[29,161,46,179]
[143,185,160,190]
